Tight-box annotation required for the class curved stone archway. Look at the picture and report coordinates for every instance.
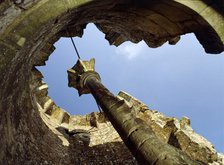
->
[0,0,223,164]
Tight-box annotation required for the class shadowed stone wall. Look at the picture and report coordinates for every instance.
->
[0,0,223,164]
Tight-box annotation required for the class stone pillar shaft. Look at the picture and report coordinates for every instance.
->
[84,76,200,165]
[67,59,202,164]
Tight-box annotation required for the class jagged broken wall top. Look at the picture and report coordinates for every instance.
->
[0,0,224,164]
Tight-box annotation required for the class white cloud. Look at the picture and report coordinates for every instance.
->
[115,41,146,60]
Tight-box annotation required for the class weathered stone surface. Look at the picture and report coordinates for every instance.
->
[118,91,220,164]
[0,0,223,164]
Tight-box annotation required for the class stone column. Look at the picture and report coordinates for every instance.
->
[67,58,203,165]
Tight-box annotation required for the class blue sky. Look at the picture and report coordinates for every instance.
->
[38,23,224,153]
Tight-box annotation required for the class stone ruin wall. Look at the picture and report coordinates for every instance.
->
[32,68,224,164]
[0,0,224,164]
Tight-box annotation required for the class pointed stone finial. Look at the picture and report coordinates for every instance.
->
[67,58,101,96]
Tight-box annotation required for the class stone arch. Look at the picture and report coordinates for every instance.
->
[0,0,223,164]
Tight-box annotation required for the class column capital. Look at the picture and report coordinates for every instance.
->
[67,58,101,96]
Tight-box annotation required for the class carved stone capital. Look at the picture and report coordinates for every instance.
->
[67,58,101,96]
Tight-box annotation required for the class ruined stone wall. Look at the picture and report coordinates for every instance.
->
[0,0,223,164]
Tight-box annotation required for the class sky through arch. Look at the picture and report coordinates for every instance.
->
[38,23,224,153]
